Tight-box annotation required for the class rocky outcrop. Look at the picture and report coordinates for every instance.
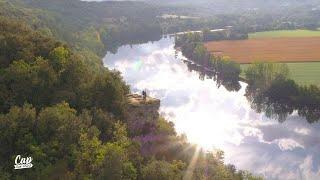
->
[125,94,160,134]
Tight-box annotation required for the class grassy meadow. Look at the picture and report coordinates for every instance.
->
[241,62,320,86]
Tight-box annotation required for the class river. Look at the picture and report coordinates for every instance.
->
[103,37,320,180]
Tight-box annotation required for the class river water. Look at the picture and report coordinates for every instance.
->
[103,37,320,180]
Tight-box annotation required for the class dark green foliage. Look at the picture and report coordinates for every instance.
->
[202,28,248,42]
[90,71,129,117]
[296,85,320,123]
[0,16,60,68]
[0,0,163,55]
[245,62,320,123]
[0,103,78,179]
[0,2,262,179]
[90,109,117,142]
[0,103,137,179]
[0,17,129,116]
[175,33,241,91]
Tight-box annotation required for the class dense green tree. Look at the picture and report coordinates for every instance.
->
[0,104,37,173]
[0,103,84,179]
[90,108,117,142]
[96,143,137,180]
[245,62,289,91]
[297,85,320,123]
[245,62,320,123]
[74,127,108,179]
[90,71,129,117]
[141,160,185,180]
[0,16,59,68]
[49,46,70,72]
[36,103,83,161]
[176,33,241,91]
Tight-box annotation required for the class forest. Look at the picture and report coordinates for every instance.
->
[2,0,320,179]
[0,1,263,179]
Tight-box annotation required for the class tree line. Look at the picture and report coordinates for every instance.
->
[4,0,320,58]
[1,0,163,56]
[245,62,320,123]
[175,32,241,91]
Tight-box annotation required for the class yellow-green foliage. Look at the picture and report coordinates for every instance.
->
[244,62,289,90]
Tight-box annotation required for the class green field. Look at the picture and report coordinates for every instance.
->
[244,30,320,86]
[241,62,320,86]
[249,29,320,39]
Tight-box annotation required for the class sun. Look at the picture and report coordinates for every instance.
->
[175,110,240,150]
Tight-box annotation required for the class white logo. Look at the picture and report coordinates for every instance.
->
[14,155,33,170]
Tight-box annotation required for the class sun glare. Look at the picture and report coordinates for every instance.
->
[175,109,241,150]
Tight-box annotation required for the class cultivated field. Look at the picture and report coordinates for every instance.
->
[206,30,320,86]
[204,37,320,63]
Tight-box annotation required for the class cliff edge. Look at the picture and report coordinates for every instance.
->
[125,94,160,134]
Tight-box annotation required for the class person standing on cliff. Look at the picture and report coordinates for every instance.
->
[142,90,145,100]
[142,89,147,101]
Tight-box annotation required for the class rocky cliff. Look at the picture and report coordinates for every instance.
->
[125,94,160,134]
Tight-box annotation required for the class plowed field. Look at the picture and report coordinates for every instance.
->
[204,37,320,64]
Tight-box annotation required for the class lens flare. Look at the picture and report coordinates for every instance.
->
[132,59,144,71]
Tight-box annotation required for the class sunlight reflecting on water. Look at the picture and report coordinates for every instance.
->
[104,38,255,150]
[103,37,320,180]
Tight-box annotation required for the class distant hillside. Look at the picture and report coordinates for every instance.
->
[82,0,320,17]
[144,0,320,14]
[1,0,163,54]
